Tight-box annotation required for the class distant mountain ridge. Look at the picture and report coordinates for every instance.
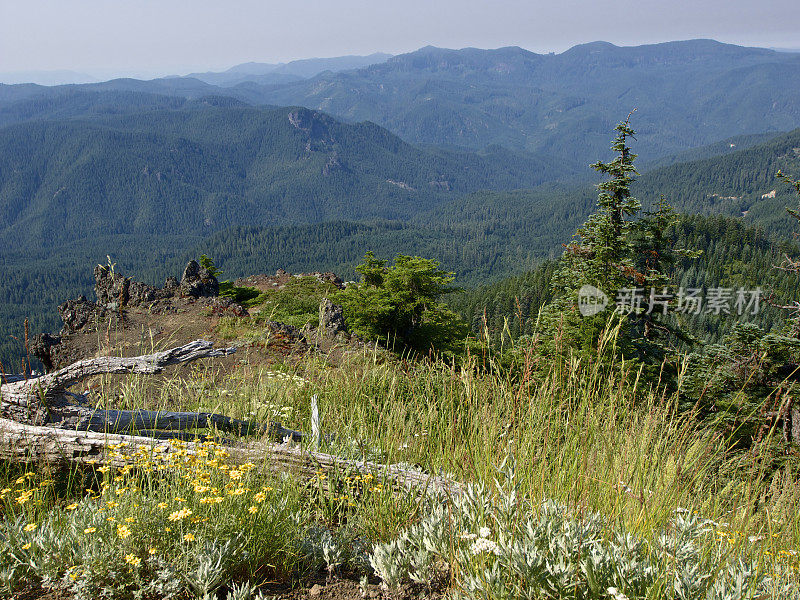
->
[184,53,392,87]
[2,40,799,167]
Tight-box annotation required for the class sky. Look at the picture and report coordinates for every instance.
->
[1,0,799,81]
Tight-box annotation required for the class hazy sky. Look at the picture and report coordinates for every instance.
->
[2,0,799,78]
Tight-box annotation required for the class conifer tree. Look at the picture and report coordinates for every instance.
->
[550,117,640,299]
[538,116,692,372]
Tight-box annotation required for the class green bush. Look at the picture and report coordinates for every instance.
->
[336,252,467,354]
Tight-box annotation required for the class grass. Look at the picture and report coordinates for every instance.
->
[1,329,799,598]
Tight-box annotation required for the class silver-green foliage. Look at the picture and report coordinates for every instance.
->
[368,459,797,599]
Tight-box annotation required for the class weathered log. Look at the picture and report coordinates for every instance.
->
[0,339,461,495]
[0,418,462,496]
[1,340,222,421]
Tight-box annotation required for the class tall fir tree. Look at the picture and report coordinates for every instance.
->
[537,117,691,373]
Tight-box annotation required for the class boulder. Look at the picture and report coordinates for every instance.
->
[30,333,61,371]
[94,265,169,308]
[58,296,103,333]
[179,260,219,298]
[318,298,347,336]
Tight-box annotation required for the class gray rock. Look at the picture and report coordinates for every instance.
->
[30,332,61,371]
[94,265,170,307]
[58,296,103,333]
[318,298,347,336]
[179,260,219,298]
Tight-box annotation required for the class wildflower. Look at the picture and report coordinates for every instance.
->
[168,508,192,521]
[125,517,135,523]
[470,538,500,556]
[23,523,37,532]
[248,506,258,514]
[183,533,195,542]
[479,527,491,539]
[229,470,242,480]
[15,473,34,485]
[149,547,157,555]
[608,588,630,600]
[84,527,97,534]
[254,492,266,503]
[65,502,79,510]
[117,524,131,539]
[16,490,34,505]
[157,502,168,509]
[97,466,111,474]
[228,488,246,496]
[124,554,141,566]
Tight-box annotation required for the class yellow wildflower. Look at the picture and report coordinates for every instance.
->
[124,554,141,566]
[21,543,31,550]
[16,490,34,505]
[168,508,192,521]
[117,524,131,539]
[65,503,79,510]
[84,527,97,534]
[248,506,258,514]
[23,523,37,532]
[183,533,195,542]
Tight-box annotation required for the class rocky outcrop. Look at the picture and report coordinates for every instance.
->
[178,260,219,298]
[94,265,173,308]
[318,298,347,336]
[30,333,61,372]
[58,296,105,333]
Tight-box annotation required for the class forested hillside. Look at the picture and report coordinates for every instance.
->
[451,214,800,343]
[0,102,566,252]
[4,123,800,369]
[250,40,800,162]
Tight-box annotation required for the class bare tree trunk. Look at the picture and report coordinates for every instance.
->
[0,339,462,496]
[0,340,301,439]
[0,418,462,496]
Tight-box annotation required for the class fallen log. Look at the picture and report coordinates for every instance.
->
[0,418,462,496]
[0,340,301,440]
[0,339,462,496]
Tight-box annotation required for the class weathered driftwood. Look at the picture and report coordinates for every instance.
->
[0,339,461,495]
[0,418,462,496]
[0,340,301,441]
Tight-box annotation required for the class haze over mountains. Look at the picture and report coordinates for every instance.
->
[3,39,800,165]
[2,38,800,367]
